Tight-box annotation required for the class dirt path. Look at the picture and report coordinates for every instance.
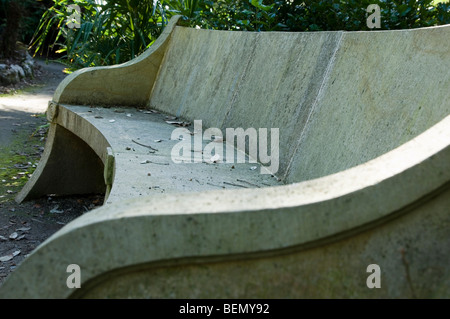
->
[0,60,103,287]
[0,60,66,145]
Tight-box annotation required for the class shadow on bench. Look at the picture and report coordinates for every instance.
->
[1,16,449,298]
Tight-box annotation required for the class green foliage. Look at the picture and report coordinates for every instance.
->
[32,0,169,69]
[191,0,450,32]
[31,0,450,69]
[0,129,45,204]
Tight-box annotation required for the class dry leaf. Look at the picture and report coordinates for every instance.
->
[50,206,64,214]
[0,255,13,262]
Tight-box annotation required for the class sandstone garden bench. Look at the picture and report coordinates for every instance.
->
[0,16,449,298]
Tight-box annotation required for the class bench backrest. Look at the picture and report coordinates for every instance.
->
[149,24,450,183]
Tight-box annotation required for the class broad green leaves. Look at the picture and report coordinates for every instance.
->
[31,0,450,70]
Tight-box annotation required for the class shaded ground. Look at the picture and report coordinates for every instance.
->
[0,60,104,286]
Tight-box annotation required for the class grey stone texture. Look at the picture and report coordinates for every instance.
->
[1,16,449,298]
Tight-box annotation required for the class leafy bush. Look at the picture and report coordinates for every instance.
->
[192,0,450,32]
[31,0,170,69]
[31,0,450,69]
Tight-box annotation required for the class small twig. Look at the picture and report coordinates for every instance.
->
[147,160,169,166]
[207,182,225,188]
[223,182,248,188]
[237,179,260,188]
[141,160,169,166]
[132,139,158,151]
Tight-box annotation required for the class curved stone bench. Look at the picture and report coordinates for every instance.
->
[1,16,449,298]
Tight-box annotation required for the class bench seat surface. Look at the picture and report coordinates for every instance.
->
[63,105,283,204]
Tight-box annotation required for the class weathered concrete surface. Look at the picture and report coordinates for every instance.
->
[286,26,450,183]
[1,17,449,298]
[151,25,450,181]
[53,16,182,107]
[2,113,449,298]
[15,122,106,203]
[16,104,282,204]
[77,185,450,299]
[150,28,343,179]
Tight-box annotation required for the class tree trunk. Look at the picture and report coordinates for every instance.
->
[0,1,23,59]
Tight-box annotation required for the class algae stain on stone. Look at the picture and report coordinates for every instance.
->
[0,128,46,203]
